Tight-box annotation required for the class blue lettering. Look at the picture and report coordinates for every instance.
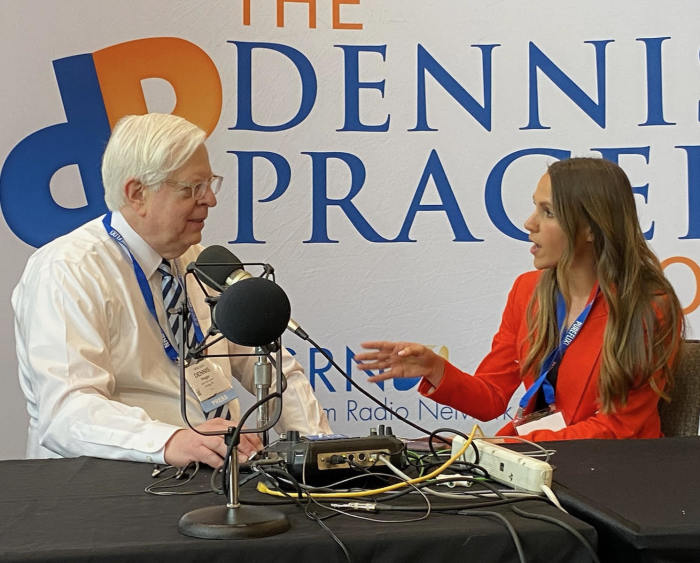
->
[677,145,700,239]
[310,347,336,391]
[395,149,482,243]
[522,40,613,130]
[418,398,439,420]
[347,398,409,421]
[347,399,358,421]
[336,44,390,132]
[411,43,499,132]
[229,41,317,131]
[637,37,675,127]
[392,375,421,392]
[303,151,391,243]
[226,151,291,243]
[485,148,570,240]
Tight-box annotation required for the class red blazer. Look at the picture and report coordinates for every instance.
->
[419,270,664,441]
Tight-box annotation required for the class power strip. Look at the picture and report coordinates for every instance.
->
[451,436,553,494]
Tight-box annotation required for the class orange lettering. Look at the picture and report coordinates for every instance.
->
[333,0,362,30]
[243,0,251,25]
[277,0,317,28]
[661,256,700,314]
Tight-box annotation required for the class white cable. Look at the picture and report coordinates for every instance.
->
[378,455,540,501]
[540,484,568,513]
[482,435,555,463]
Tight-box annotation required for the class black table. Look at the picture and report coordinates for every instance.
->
[0,456,597,563]
[550,436,700,563]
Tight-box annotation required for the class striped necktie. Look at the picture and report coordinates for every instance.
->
[158,260,230,420]
[158,260,194,354]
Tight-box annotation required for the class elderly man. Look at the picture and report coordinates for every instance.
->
[12,113,330,468]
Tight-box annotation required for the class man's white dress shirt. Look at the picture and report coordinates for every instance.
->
[12,212,330,463]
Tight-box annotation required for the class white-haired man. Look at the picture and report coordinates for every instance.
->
[12,113,331,468]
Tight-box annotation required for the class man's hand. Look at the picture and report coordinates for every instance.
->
[164,417,263,469]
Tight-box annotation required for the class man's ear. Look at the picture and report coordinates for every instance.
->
[123,179,148,216]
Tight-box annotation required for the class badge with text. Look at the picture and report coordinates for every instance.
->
[185,358,238,414]
[514,407,567,435]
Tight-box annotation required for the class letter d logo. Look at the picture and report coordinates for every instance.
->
[0,37,222,247]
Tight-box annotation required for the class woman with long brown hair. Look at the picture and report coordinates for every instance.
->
[355,157,685,440]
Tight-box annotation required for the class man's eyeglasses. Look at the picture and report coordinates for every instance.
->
[164,175,223,200]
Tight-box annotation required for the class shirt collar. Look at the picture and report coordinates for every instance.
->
[111,211,163,280]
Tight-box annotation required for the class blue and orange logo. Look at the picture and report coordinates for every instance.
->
[0,37,222,247]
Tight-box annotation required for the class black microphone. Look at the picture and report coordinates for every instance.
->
[212,277,291,347]
[194,245,250,291]
[194,245,309,340]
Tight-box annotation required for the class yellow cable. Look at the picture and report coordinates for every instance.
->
[256,424,477,499]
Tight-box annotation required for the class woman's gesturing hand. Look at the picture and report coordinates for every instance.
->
[354,341,445,387]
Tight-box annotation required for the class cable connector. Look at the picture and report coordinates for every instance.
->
[329,502,378,512]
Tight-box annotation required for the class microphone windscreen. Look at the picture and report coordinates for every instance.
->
[212,277,291,347]
[195,245,244,289]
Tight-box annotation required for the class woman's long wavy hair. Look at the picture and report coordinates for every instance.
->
[521,158,684,413]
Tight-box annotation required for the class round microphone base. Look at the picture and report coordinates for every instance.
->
[178,505,290,539]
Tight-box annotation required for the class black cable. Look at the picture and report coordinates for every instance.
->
[511,504,601,563]
[257,466,353,563]
[144,462,209,496]
[309,511,352,563]
[460,510,526,563]
[428,427,479,462]
[304,496,353,562]
[221,389,283,498]
[262,460,405,494]
[427,427,488,482]
[449,460,489,476]
[307,335,450,442]
[263,466,305,499]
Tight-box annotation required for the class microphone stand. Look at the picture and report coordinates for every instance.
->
[174,273,290,539]
[254,347,272,444]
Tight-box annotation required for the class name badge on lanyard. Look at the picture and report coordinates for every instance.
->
[102,213,206,361]
[102,213,237,414]
[513,288,598,434]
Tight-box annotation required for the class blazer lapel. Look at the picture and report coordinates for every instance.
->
[559,295,607,422]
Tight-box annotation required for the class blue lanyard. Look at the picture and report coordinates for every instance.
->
[518,287,598,411]
[102,212,203,362]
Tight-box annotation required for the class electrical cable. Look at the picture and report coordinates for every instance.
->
[460,510,526,563]
[428,427,480,464]
[309,512,352,563]
[379,455,541,502]
[256,424,478,499]
[321,477,432,524]
[490,435,554,463]
[511,504,601,563]
[541,484,567,513]
[307,335,450,445]
[258,466,353,563]
[220,387,284,498]
[144,462,207,496]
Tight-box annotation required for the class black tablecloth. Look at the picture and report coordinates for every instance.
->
[550,436,700,563]
[0,456,597,563]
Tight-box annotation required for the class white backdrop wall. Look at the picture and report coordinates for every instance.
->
[1,1,698,459]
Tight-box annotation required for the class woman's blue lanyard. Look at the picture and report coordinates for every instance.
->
[518,287,599,414]
[102,212,204,362]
